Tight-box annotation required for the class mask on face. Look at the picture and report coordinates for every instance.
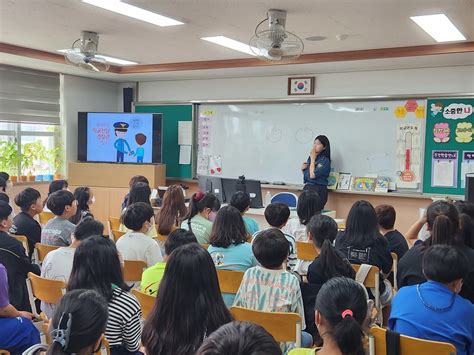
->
[208,211,217,222]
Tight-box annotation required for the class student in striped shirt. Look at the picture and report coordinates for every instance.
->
[68,236,142,354]
[234,228,312,352]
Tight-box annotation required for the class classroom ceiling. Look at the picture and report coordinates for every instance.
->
[1,0,473,80]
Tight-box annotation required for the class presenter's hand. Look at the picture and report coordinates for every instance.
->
[301,162,308,171]
[310,148,317,162]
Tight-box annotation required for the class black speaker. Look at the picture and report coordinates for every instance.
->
[466,173,474,203]
[123,87,133,113]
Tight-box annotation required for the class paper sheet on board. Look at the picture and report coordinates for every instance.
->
[178,121,193,145]
[179,145,192,165]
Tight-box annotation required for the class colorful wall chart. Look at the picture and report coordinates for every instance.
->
[423,97,474,195]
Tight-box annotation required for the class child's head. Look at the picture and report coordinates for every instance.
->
[0,200,13,232]
[74,187,93,212]
[73,217,104,242]
[342,200,379,248]
[230,191,251,214]
[307,214,338,248]
[135,133,147,146]
[48,179,68,196]
[297,189,321,225]
[454,201,474,248]
[123,202,155,232]
[0,172,9,184]
[423,245,468,290]
[48,289,107,355]
[47,190,77,218]
[209,205,247,248]
[164,228,198,257]
[186,191,221,221]
[127,182,152,207]
[315,277,368,355]
[197,321,282,355]
[129,175,149,189]
[0,177,6,193]
[252,228,289,269]
[374,204,396,232]
[264,202,290,228]
[14,188,43,214]
[426,200,459,246]
[0,192,9,204]
[157,185,187,236]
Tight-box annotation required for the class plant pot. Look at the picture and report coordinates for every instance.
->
[19,176,27,182]
[10,176,18,183]
[36,175,44,181]
[45,174,54,181]
[27,175,36,182]
[54,172,62,180]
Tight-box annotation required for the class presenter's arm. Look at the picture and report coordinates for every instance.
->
[309,150,317,179]
[311,157,331,180]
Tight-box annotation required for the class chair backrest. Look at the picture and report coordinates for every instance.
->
[353,263,380,311]
[155,233,168,243]
[12,234,29,254]
[230,306,302,347]
[270,192,298,208]
[26,272,66,318]
[132,288,156,319]
[295,241,319,262]
[123,260,146,283]
[201,243,209,249]
[391,252,398,291]
[94,338,111,355]
[216,269,245,294]
[109,217,121,231]
[112,229,126,242]
[39,211,55,225]
[370,326,456,355]
[36,243,60,263]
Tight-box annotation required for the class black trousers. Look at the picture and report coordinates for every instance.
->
[303,183,328,210]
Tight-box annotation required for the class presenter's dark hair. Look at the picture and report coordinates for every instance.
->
[423,244,468,283]
[297,189,321,225]
[315,135,331,160]
[209,205,247,248]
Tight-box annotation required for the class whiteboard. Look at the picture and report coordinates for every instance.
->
[197,100,425,187]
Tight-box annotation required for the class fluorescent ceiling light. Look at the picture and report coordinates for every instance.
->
[58,49,138,65]
[201,36,257,56]
[82,0,183,27]
[410,14,466,42]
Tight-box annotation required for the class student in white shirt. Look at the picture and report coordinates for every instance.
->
[116,202,163,268]
[41,217,104,318]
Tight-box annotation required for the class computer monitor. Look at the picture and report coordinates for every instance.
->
[245,179,264,208]
[221,177,263,208]
[197,175,224,203]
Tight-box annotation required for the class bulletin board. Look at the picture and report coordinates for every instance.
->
[134,104,193,179]
[423,97,474,195]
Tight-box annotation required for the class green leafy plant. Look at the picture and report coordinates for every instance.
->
[22,141,47,175]
[47,145,63,173]
[0,141,22,176]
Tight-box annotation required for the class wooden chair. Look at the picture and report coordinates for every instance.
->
[39,211,55,225]
[230,306,302,347]
[112,229,126,242]
[391,252,398,291]
[12,234,29,254]
[132,288,155,319]
[352,264,381,317]
[216,269,245,294]
[154,233,168,243]
[296,241,319,262]
[201,243,209,249]
[370,326,456,355]
[26,272,66,319]
[123,260,146,283]
[107,217,121,239]
[36,243,60,263]
[94,338,110,355]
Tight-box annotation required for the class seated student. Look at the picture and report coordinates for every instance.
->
[208,205,257,306]
[43,179,68,212]
[11,188,43,260]
[253,202,297,271]
[0,174,15,218]
[454,201,474,302]
[116,202,163,268]
[181,191,221,244]
[23,289,108,355]
[0,192,9,203]
[68,236,142,354]
[121,175,149,210]
[119,182,157,238]
[156,185,187,237]
[69,186,94,225]
[375,204,409,260]
[142,244,232,354]
[41,190,77,246]
[390,245,474,355]
[141,228,197,296]
[41,217,104,318]
[291,277,368,355]
[0,263,40,353]
[197,321,282,355]
[230,191,259,236]
[233,228,312,352]
[283,190,321,242]
[0,201,40,311]
[335,200,393,306]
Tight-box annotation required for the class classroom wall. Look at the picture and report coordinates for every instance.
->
[61,74,120,175]
[138,65,474,102]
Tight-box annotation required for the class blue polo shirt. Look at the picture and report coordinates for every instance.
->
[389,281,474,355]
[303,155,331,186]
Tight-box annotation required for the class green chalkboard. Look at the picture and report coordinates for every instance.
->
[135,104,193,179]
[423,97,474,195]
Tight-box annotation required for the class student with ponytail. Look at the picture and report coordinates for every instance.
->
[23,289,108,354]
[181,191,221,244]
[156,185,187,236]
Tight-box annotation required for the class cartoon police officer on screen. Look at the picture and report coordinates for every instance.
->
[113,121,133,162]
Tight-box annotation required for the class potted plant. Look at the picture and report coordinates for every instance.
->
[0,141,22,182]
[21,141,46,182]
[47,145,63,180]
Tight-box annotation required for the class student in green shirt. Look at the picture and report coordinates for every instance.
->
[181,192,221,244]
[141,228,197,296]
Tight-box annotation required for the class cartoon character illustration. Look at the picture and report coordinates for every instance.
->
[430,102,443,117]
[133,133,147,163]
[433,123,450,143]
[455,122,473,143]
[113,122,133,163]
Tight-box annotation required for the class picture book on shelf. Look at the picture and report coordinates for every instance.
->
[375,177,390,193]
[337,173,351,190]
[327,172,339,190]
[351,177,377,192]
